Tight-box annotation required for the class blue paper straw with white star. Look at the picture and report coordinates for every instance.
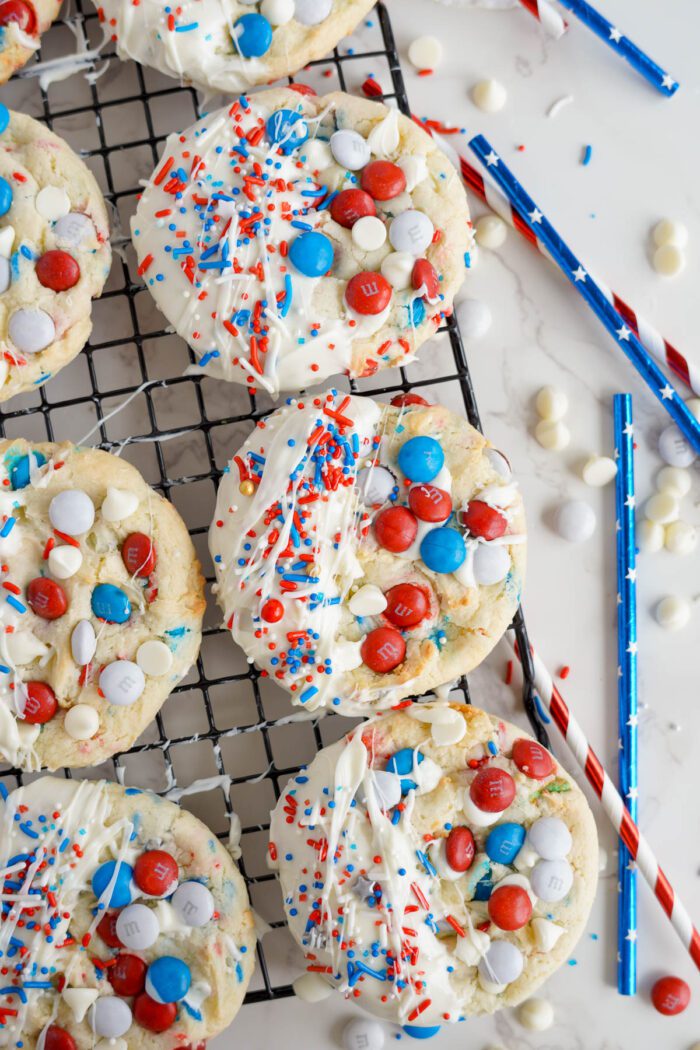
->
[614,393,638,996]
[468,135,700,455]
[557,0,678,97]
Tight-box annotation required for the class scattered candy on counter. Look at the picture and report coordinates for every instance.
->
[553,499,597,543]
[474,213,508,250]
[455,297,492,340]
[342,1016,386,1050]
[407,35,443,72]
[651,218,688,277]
[654,595,691,631]
[650,975,691,1015]
[534,385,570,450]
[471,78,508,113]
[581,454,617,487]
[517,996,554,1031]
[638,456,696,557]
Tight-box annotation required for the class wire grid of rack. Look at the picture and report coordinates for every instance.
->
[0,0,544,1005]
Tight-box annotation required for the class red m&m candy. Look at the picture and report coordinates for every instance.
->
[384,583,429,628]
[109,953,148,997]
[361,626,406,673]
[408,484,452,523]
[261,598,284,623]
[390,393,430,408]
[345,271,392,315]
[330,188,376,229]
[460,500,507,540]
[470,767,516,812]
[360,160,407,201]
[511,738,555,780]
[21,681,57,724]
[0,0,37,34]
[488,885,532,931]
[650,975,690,1015]
[133,993,177,1033]
[134,849,179,896]
[97,910,123,948]
[27,577,67,620]
[445,826,475,872]
[35,250,80,292]
[411,258,440,301]
[373,506,417,552]
[44,1026,77,1050]
[122,532,156,577]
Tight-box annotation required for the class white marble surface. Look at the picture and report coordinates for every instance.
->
[3,0,700,1045]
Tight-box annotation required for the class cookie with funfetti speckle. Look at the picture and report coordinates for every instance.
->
[131,88,470,396]
[209,390,525,714]
[269,703,598,1030]
[0,776,255,1047]
[93,0,376,95]
[0,438,205,771]
[0,107,111,401]
[0,0,62,82]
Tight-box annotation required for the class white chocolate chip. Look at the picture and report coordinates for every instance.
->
[48,545,83,580]
[582,455,617,487]
[351,215,387,252]
[303,139,332,172]
[653,244,685,276]
[535,419,570,451]
[664,520,697,555]
[62,987,99,1022]
[657,466,691,497]
[380,251,414,290]
[260,0,294,24]
[6,631,48,666]
[136,639,173,677]
[35,185,71,221]
[64,704,100,740]
[652,219,688,249]
[535,385,568,422]
[531,916,565,952]
[645,491,679,525]
[655,595,690,630]
[637,518,664,553]
[472,78,507,113]
[518,997,554,1032]
[348,584,388,617]
[291,972,333,1003]
[407,35,443,70]
[0,226,15,257]
[474,214,507,249]
[101,486,139,523]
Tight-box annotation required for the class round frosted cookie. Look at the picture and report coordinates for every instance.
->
[0,438,205,771]
[132,88,470,396]
[0,107,111,402]
[0,0,62,83]
[94,0,376,95]
[0,776,256,1047]
[209,390,525,714]
[269,703,598,1030]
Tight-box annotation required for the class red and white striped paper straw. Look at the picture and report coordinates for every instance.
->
[507,630,700,970]
[515,0,568,39]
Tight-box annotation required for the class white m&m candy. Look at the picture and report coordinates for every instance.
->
[49,489,95,535]
[456,298,492,340]
[294,0,332,23]
[472,544,510,585]
[637,519,664,553]
[54,212,95,246]
[342,1018,385,1050]
[71,619,96,665]
[478,940,523,987]
[100,661,145,706]
[389,210,434,255]
[330,129,370,171]
[137,639,173,677]
[171,880,215,927]
[526,817,572,860]
[116,903,160,949]
[90,997,132,1039]
[658,423,696,467]
[357,464,395,505]
[531,858,573,902]
[553,500,596,542]
[64,704,99,740]
[49,544,83,579]
[8,309,55,354]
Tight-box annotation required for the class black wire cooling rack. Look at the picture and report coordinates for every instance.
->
[0,0,543,1006]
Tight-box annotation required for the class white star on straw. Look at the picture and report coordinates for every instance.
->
[624,495,636,509]
[626,641,638,655]
[623,422,634,436]
[529,208,543,224]
[627,787,639,802]
[627,714,639,728]
[572,265,587,282]
[617,325,631,341]
[485,150,499,167]
[662,74,676,90]
[660,384,675,400]
[626,929,638,943]
[609,26,622,42]
[627,860,638,873]
[626,567,637,581]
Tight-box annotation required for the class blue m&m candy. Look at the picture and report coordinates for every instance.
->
[472,866,493,902]
[386,747,424,793]
[233,12,272,57]
[91,583,132,624]
[0,104,9,136]
[10,451,46,490]
[266,109,309,154]
[403,1026,442,1040]
[420,527,466,573]
[145,956,192,1003]
[398,436,444,483]
[289,230,334,278]
[0,177,13,218]
[485,822,526,865]
[92,860,134,907]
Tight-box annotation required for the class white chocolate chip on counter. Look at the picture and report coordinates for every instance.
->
[475,214,507,249]
[535,419,570,451]
[472,78,507,113]
[637,518,665,553]
[645,492,680,525]
[653,243,685,277]
[658,423,696,468]
[657,466,691,497]
[535,385,568,422]
[342,1018,385,1050]
[655,595,691,631]
[456,298,492,340]
[407,35,443,70]
[518,997,554,1031]
[664,520,697,556]
[553,499,596,542]
[652,218,688,249]
[581,454,617,487]
[291,972,333,1003]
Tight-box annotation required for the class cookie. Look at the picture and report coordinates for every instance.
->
[132,88,470,395]
[209,390,525,714]
[269,703,598,1029]
[94,0,376,95]
[0,106,111,402]
[0,0,62,83]
[0,438,205,771]
[0,775,256,1047]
